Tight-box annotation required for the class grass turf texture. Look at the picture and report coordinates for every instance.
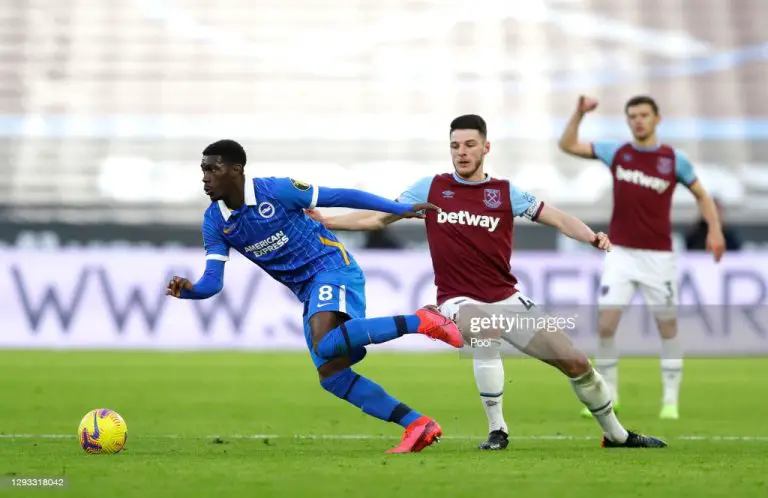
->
[1,352,766,497]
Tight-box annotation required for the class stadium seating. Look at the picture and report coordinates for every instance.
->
[0,0,766,224]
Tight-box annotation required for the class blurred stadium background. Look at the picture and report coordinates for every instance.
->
[0,0,766,349]
[1,0,768,251]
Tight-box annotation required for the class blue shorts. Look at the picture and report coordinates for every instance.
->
[302,265,367,368]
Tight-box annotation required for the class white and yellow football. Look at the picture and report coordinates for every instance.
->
[77,408,128,454]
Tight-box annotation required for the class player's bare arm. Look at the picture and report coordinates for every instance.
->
[688,181,726,262]
[306,202,438,231]
[536,203,611,251]
[558,95,599,159]
[305,210,398,231]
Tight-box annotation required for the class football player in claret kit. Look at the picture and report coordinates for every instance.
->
[165,139,466,454]
[309,115,667,450]
[559,95,726,420]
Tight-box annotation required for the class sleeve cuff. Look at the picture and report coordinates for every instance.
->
[531,201,544,222]
[308,185,320,209]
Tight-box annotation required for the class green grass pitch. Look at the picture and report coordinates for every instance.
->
[1,351,766,497]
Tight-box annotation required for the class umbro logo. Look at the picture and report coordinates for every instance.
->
[442,190,455,198]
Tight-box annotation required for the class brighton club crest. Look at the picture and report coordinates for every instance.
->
[483,188,502,209]
[657,157,673,175]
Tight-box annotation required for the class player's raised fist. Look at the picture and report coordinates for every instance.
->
[706,229,726,262]
[401,202,442,219]
[591,232,612,252]
[578,95,598,114]
[166,276,193,298]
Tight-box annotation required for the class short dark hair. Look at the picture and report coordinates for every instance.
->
[625,95,659,115]
[202,139,247,166]
[450,114,487,139]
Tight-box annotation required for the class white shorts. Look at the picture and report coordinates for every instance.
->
[438,291,545,350]
[598,245,677,316]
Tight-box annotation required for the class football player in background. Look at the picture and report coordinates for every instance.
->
[558,95,726,420]
[309,115,667,450]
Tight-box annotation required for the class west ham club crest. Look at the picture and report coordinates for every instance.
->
[484,188,502,209]
[657,157,673,175]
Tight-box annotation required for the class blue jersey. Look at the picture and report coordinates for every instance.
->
[201,177,356,301]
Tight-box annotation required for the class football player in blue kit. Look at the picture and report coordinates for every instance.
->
[165,140,464,453]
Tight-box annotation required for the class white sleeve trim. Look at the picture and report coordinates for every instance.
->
[523,199,543,220]
[309,185,320,210]
[206,254,230,262]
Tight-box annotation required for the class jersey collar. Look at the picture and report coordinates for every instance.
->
[630,142,661,152]
[217,176,258,222]
[452,171,491,185]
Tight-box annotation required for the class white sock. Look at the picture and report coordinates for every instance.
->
[661,336,683,406]
[473,350,507,434]
[595,337,619,404]
[570,367,629,443]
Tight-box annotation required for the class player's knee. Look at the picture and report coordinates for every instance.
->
[558,349,591,378]
[317,356,351,381]
[597,310,621,338]
[656,316,677,339]
[318,363,341,382]
[597,326,616,339]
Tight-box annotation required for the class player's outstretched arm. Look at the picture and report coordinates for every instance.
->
[165,259,225,299]
[315,186,438,219]
[305,209,401,231]
[558,95,599,159]
[282,176,435,230]
[510,183,609,250]
[536,203,611,251]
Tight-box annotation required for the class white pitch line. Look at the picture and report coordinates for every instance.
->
[2,434,768,442]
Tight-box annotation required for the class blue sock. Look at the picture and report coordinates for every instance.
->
[320,368,422,428]
[315,315,421,359]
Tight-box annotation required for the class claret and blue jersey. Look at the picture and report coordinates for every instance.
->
[200,176,355,301]
[397,171,543,305]
[590,140,698,251]
[592,141,697,187]
[397,171,542,219]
